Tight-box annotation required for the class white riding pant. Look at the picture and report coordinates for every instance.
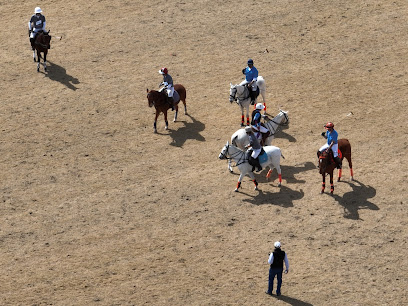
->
[239,80,258,91]
[319,143,338,158]
[166,86,174,98]
[30,28,43,39]
[251,148,262,159]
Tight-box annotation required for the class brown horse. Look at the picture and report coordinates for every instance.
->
[146,84,187,133]
[318,139,354,194]
[33,31,51,72]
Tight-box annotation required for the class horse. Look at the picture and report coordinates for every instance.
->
[227,110,289,173]
[318,138,354,194]
[229,76,266,126]
[33,31,51,72]
[146,84,187,133]
[219,142,284,192]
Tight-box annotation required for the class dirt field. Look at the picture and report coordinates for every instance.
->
[1,0,407,305]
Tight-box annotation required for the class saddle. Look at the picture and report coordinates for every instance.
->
[246,148,265,172]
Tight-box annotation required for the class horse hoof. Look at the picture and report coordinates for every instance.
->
[234,188,239,192]
[278,183,281,187]
[254,186,259,191]
[165,126,168,130]
[320,190,324,194]
[229,168,233,173]
[351,177,354,181]
[154,129,157,133]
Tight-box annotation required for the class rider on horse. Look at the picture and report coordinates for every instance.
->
[245,126,263,172]
[240,59,259,104]
[159,67,175,111]
[318,122,342,169]
[251,103,270,146]
[28,7,48,51]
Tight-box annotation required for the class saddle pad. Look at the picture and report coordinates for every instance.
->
[259,151,268,164]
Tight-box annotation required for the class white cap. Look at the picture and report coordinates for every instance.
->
[34,7,42,14]
[255,103,265,110]
[274,241,281,248]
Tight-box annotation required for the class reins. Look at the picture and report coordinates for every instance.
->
[222,144,247,166]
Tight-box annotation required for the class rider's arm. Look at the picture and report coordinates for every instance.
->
[42,20,46,31]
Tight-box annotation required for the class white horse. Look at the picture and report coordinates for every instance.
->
[229,76,266,126]
[227,110,289,172]
[219,142,284,192]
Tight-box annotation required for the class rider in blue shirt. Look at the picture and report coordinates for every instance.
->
[240,59,259,104]
[318,122,342,169]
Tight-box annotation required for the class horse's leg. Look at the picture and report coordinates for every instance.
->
[43,52,47,72]
[241,106,245,127]
[33,50,36,62]
[174,104,178,122]
[235,173,245,192]
[330,172,334,194]
[37,52,40,72]
[346,153,353,181]
[248,172,258,191]
[182,99,187,115]
[164,110,169,130]
[246,104,250,126]
[320,174,326,194]
[153,110,159,133]
[228,159,233,173]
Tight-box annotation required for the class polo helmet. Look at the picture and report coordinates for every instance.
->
[34,7,42,14]
[324,122,334,128]
[159,67,168,75]
[255,103,264,110]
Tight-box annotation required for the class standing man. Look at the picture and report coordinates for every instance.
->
[28,7,47,51]
[159,67,175,111]
[266,241,289,296]
[240,59,258,104]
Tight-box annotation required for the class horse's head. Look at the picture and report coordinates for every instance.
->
[318,149,334,174]
[229,84,237,103]
[278,110,290,125]
[219,141,230,160]
[146,89,154,107]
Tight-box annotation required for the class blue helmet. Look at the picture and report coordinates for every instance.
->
[247,59,254,65]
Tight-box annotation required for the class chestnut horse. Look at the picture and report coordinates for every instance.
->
[318,139,354,194]
[146,84,187,133]
[33,31,51,72]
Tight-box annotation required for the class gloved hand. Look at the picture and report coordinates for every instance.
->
[321,132,326,137]
[242,68,246,74]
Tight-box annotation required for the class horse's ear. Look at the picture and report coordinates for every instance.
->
[146,88,149,93]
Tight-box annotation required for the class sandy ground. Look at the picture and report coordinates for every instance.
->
[1,0,407,305]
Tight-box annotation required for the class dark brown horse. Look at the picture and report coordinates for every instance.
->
[146,84,187,133]
[33,31,51,72]
[318,139,353,194]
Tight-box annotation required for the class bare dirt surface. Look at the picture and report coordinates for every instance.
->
[1,0,407,305]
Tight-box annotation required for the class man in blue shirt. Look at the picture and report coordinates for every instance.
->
[318,122,342,169]
[240,59,259,104]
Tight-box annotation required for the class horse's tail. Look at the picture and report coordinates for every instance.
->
[281,152,285,159]
[257,76,266,91]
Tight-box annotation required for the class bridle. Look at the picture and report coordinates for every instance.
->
[229,87,237,102]
[220,144,247,166]
[264,110,289,135]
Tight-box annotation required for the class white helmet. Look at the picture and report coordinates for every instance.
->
[245,126,253,133]
[255,103,265,110]
[274,241,281,248]
[34,7,42,14]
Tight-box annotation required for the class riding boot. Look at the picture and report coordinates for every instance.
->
[334,156,342,169]
[30,38,35,50]
[249,90,255,105]
[168,97,174,111]
[256,158,262,172]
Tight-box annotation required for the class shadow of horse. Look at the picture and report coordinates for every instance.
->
[44,60,80,90]
[332,179,378,220]
[272,295,313,306]
[168,114,205,147]
[279,162,316,184]
[242,185,304,207]
[274,124,297,143]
